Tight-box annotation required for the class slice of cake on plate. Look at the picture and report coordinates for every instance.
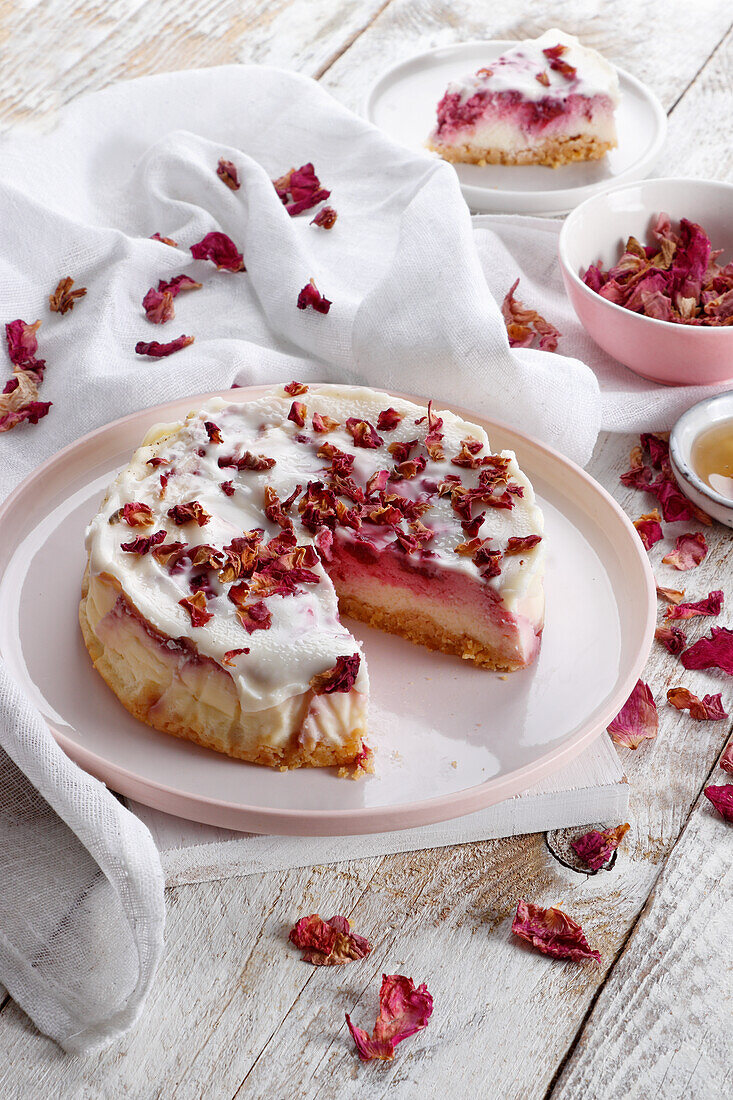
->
[428,28,619,168]
[80,384,544,772]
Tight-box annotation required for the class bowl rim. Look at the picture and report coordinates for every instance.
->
[557,175,733,337]
[669,392,733,511]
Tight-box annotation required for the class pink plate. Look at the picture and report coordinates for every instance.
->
[0,386,655,836]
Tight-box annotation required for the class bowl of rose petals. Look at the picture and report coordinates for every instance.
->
[558,177,733,384]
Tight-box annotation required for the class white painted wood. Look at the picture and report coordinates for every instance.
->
[127,735,628,886]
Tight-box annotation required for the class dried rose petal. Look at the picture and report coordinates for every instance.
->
[501,278,560,352]
[633,509,663,551]
[607,679,658,749]
[704,785,733,822]
[681,626,733,674]
[122,501,154,527]
[49,276,86,315]
[297,278,331,314]
[0,398,52,433]
[310,206,337,229]
[218,451,275,472]
[234,599,272,634]
[376,407,403,431]
[720,742,733,775]
[649,475,711,526]
[178,591,213,628]
[274,163,331,216]
[158,274,202,297]
[667,686,728,720]
[640,432,670,468]
[289,913,372,966]
[142,287,175,324]
[662,532,708,570]
[657,585,685,604]
[5,319,42,368]
[151,540,187,566]
[216,158,240,191]
[190,231,245,272]
[120,529,166,555]
[222,647,249,665]
[287,400,307,427]
[203,421,223,444]
[284,381,308,396]
[346,418,383,449]
[571,823,630,871]
[150,233,178,247]
[345,974,433,1063]
[505,534,542,555]
[512,900,600,963]
[312,411,339,433]
[135,335,194,358]
[167,501,210,527]
[310,654,360,694]
[665,590,723,620]
[655,624,687,655]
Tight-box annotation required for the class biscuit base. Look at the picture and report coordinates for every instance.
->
[428,133,615,169]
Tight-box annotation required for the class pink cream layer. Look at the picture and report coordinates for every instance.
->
[434,89,615,140]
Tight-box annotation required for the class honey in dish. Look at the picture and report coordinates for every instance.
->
[691,419,733,500]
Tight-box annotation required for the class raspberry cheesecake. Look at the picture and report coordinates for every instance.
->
[428,29,619,168]
[80,385,544,772]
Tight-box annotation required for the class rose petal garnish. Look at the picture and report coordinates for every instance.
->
[310,654,361,694]
[505,534,542,555]
[216,158,240,190]
[511,900,600,963]
[167,501,211,526]
[232,598,272,634]
[720,742,733,775]
[150,233,178,247]
[633,509,663,550]
[178,590,213,628]
[571,823,630,871]
[657,585,686,604]
[135,335,194,358]
[297,278,331,314]
[655,624,688,655]
[607,679,658,749]
[120,529,166,554]
[346,417,383,449]
[218,451,275,472]
[310,206,337,229]
[158,274,202,297]
[501,278,561,352]
[151,540,187,566]
[345,974,433,1063]
[289,913,372,966]
[284,381,308,396]
[287,400,307,427]
[0,397,52,433]
[190,231,245,272]
[49,276,86,315]
[142,287,175,324]
[5,319,42,368]
[376,407,403,431]
[273,163,331,216]
[667,686,728,720]
[222,647,249,666]
[121,502,154,527]
[681,626,733,674]
[312,411,340,433]
[662,532,708,570]
[704,785,733,822]
[665,590,723,620]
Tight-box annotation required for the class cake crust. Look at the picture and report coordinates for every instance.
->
[427,134,614,169]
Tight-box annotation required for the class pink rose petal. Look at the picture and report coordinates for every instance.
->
[662,532,708,570]
[607,679,658,749]
[345,974,433,1062]
[511,900,600,963]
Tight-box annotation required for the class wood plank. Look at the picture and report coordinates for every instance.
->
[319,0,733,115]
[0,0,390,131]
[551,742,733,1100]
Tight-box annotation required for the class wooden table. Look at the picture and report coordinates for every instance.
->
[1,3,731,1097]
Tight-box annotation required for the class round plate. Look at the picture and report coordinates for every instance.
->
[365,41,667,215]
[0,386,654,835]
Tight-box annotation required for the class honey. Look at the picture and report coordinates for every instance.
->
[691,419,733,500]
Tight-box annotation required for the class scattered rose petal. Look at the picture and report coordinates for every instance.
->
[218,451,275,472]
[720,742,733,775]
[310,654,361,694]
[376,407,403,431]
[49,276,86,315]
[122,502,154,527]
[297,278,331,314]
[142,287,175,324]
[222,647,249,665]
[5,319,44,373]
[135,335,194,358]
[287,400,307,427]
[511,900,600,963]
[191,231,245,272]
[120,529,166,555]
[607,679,658,749]
[150,233,178,247]
[655,624,688,655]
[657,585,686,604]
[346,418,383,449]
[704,785,733,822]
[167,501,210,526]
[665,590,723,620]
[345,974,433,1063]
[667,686,728,720]
[501,278,561,351]
[204,421,223,444]
[312,411,340,433]
[158,274,202,297]
[233,599,272,634]
[662,532,708,570]
[216,158,240,190]
[289,914,372,966]
[273,163,331,216]
[633,509,663,550]
[178,591,213,627]
[284,381,309,396]
[505,534,542,555]
[571,823,630,871]
[0,397,52,433]
[681,626,733,674]
[310,206,337,229]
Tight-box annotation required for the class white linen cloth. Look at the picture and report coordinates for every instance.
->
[0,64,724,1054]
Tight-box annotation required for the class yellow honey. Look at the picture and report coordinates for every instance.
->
[691,419,733,499]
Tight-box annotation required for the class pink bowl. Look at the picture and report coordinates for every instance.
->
[558,177,733,385]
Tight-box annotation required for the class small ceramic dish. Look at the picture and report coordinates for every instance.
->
[670,392,733,528]
[558,177,733,385]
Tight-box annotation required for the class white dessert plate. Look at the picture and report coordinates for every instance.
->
[0,386,654,836]
[365,41,667,215]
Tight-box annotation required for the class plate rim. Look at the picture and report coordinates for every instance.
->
[364,39,668,215]
[0,384,655,835]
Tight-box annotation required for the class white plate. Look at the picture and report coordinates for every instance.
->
[365,41,667,215]
[0,387,654,835]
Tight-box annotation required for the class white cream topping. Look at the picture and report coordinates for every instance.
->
[86,385,543,713]
[444,28,620,107]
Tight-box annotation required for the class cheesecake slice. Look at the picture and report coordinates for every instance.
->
[428,29,619,168]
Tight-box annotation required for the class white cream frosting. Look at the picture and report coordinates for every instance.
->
[85,385,544,713]
[445,28,620,107]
